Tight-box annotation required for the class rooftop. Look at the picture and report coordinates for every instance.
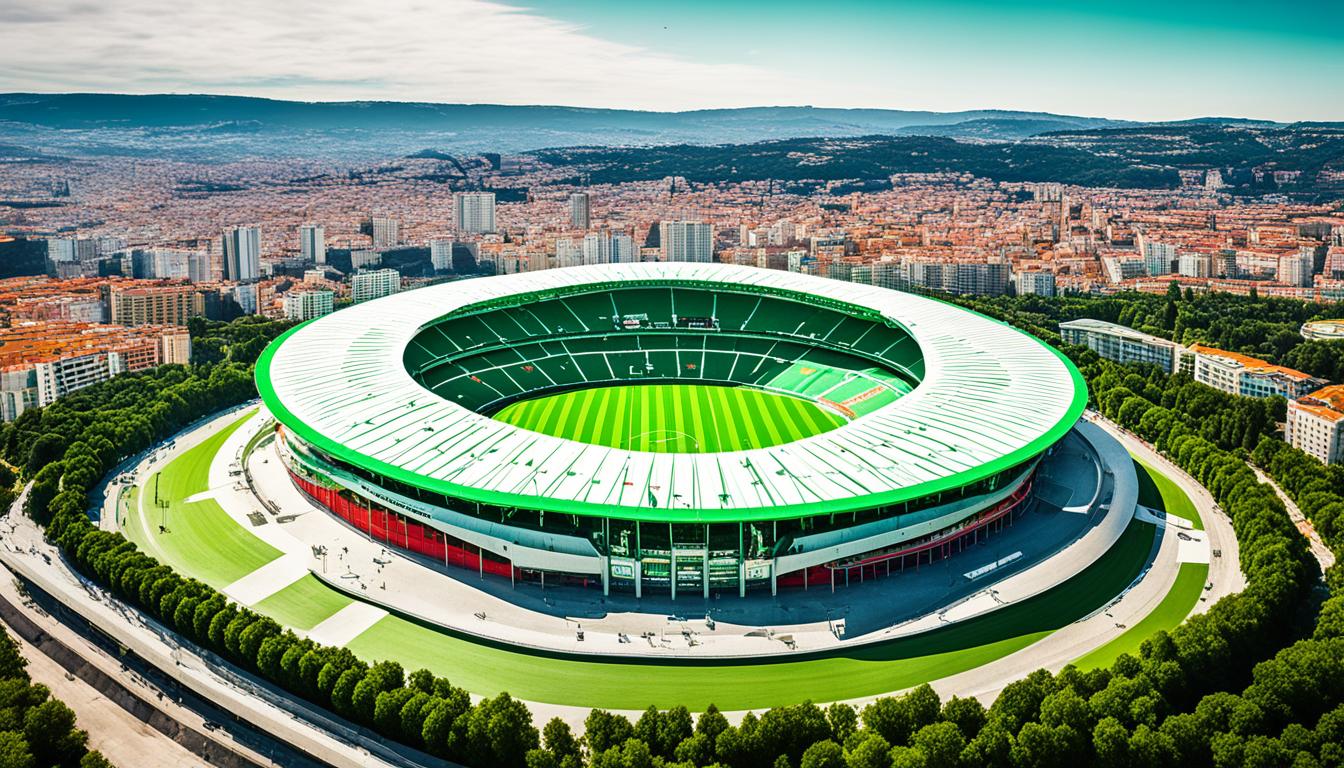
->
[257,263,1086,523]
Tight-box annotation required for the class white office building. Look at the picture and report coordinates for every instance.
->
[351,249,381,270]
[301,224,326,264]
[352,268,401,303]
[1059,318,1184,373]
[455,192,497,234]
[659,221,714,263]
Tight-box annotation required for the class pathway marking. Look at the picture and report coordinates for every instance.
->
[306,601,389,647]
[222,553,310,605]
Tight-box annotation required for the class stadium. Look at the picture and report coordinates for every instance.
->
[256,262,1087,600]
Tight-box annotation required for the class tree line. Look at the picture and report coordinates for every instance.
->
[0,627,113,768]
[955,286,1344,382]
[5,307,1344,767]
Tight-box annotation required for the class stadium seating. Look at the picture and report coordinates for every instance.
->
[407,283,925,415]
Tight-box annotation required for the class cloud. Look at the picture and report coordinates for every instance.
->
[0,0,811,109]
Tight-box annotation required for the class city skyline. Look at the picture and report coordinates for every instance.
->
[2,0,1342,122]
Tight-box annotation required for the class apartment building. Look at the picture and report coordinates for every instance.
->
[1189,344,1326,399]
[0,324,190,420]
[1286,386,1344,465]
[1015,270,1057,297]
[283,289,335,321]
[351,269,401,303]
[107,284,213,326]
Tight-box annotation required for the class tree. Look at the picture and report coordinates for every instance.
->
[586,710,634,754]
[0,731,34,768]
[798,738,844,768]
[22,698,86,766]
[844,733,891,768]
[910,722,965,768]
[542,717,581,768]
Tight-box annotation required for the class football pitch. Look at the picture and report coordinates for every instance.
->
[491,383,846,452]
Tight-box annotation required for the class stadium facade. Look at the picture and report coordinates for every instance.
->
[257,263,1086,598]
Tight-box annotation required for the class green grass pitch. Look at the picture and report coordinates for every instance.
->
[123,410,283,588]
[491,383,847,452]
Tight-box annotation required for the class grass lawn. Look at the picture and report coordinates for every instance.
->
[1071,562,1209,670]
[491,383,845,453]
[251,574,353,631]
[126,410,282,588]
[343,519,1156,710]
[1133,457,1203,530]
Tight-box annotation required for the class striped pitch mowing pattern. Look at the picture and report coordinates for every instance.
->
[492,384,846,453]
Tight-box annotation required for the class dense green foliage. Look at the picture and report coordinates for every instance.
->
[533,135,1182,190]
[954,288,1344,382]
[533,124,1344,196]
[0,628,113,768]
[9,300,1344,767]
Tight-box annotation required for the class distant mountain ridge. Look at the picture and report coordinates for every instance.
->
[0,93,1141,136]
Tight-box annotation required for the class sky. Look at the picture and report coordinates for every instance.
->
[0,0,1341,121]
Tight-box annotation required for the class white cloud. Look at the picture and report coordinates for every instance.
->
[0,0,813,109]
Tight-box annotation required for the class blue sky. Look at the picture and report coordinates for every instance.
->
[1,0,1340,119]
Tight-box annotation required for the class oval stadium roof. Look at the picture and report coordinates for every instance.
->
[257,263,1086,523]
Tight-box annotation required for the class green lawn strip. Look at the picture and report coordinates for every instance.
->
[1071,562,1210,671]
[251,574,354,631]
[343,520,1156,710]
[1133,456,1203,530]
[129,410,282,588]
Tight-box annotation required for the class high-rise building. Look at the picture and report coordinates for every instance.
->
[1286,386,1344,465]
[581,231,634,265]
[1277,249,1315,287]
[1015,270,1056,297]
[1059,319,1184,374]
[352,268,401,303]
[160,330,192,365]
[659,221,713,263]
[187,251,213,283]
[569,192,591,230]
[46,237,96,264]
[370,217,400,249]
[430,239,454,272]
[300,224,326,264]
[455,192,497,234]
[952,262,1010,296]
[1178,252,1213,278]
[1142,241,1178,276]
[131,249,191,280]
[283,289,335,321]
[222,226,261,282]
